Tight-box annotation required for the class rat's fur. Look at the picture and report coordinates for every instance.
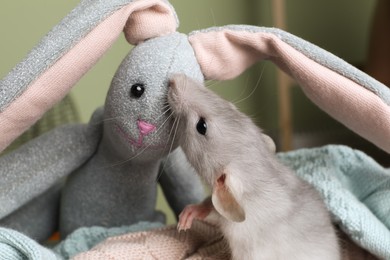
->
[169,74,340,260]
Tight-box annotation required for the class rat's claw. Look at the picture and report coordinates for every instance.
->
[177,213,188,232]
[177,222,186,232]
[178,203,209,232]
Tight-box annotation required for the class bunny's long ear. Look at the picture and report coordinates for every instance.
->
[189,26,390,154]
[0,0,178,153]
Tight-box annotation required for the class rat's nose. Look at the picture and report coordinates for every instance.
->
[137,120,156,136]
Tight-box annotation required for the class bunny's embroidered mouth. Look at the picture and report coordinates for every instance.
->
[114,123,167,150]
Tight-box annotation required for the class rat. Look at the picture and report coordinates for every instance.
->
[167,74,340,260]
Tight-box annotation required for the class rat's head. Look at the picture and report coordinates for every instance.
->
[168,74,276,222]
[167,74,250,174]
[103,33,203,162]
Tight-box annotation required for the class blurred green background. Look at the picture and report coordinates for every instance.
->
[0,1,380,224]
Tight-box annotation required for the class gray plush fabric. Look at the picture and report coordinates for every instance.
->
[0,116,102,221]
[190,25,390,106]
[0,109,103,241]
[0,183,63,242]
[159,147,206,216]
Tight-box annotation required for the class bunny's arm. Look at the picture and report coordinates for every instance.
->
[0,182,63,242]
[159,147,206,217]
[0,108,103,221]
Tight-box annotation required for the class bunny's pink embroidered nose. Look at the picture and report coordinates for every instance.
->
[137,120,156,136]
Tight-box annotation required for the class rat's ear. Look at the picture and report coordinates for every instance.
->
[262,133,276,153]
[211,172,245,222]
[0,0,178,153]
[189,26,390,154]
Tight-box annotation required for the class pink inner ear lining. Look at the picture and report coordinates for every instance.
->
[189,30,390,153]
[124,1,177,45]
[0,0,177,153]
[216,174,226,186]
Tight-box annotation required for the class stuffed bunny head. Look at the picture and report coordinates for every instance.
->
[104,32,204,161]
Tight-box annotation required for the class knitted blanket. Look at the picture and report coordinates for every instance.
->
[0,222,378,260]
[0,227,59,260]
[277,145,390,259]
[72,221,230,259]
[72,221,379,260]
[0,145,388,259]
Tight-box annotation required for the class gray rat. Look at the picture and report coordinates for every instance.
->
[168,74,340,260]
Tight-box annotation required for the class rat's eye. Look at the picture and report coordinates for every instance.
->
[196,117,207,135]
[130,83,145,98]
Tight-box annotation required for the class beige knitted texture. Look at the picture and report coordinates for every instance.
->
[72,221,230,260]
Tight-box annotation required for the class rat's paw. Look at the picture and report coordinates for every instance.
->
[177,203,212,231]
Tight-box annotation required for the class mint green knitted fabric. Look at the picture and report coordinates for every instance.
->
[0,227,61,260]
[278,145,390,259]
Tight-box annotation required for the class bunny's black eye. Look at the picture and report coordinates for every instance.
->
[130,83,145,98]
[196,117,207,135]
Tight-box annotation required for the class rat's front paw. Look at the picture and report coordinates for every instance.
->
[177,203,212,231]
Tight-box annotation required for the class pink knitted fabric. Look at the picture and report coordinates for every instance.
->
[72,221,230,260]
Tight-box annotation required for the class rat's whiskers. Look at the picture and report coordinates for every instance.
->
[234,65,265,105]
[156,115,181,182]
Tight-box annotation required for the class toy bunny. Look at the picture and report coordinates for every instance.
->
[0,2,389,258]
[0,0,206,241]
